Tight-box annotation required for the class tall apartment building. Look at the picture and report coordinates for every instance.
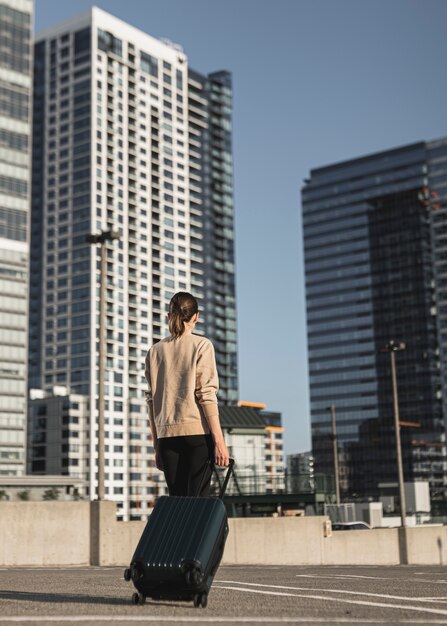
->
[0,0,33,476]
[302,139,447,502]
[187,68,238,402]
[28,7,238,518]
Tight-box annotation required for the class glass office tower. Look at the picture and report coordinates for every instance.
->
[302,139,447,502]
[28,8,238,518]
[0,0,33,476]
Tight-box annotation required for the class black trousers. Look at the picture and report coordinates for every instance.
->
[157,434,214,496]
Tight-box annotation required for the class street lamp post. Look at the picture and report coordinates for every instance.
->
[86,230,120,501]
[327,405,340,506]
[380,340,407,528]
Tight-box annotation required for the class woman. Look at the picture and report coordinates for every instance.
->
[145,292,230,496]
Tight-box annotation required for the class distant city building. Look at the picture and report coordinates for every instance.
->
[0,473,85,501]
[261,408,285,490]
[286,452,315,493]
[286,451,315,492]
[302,139,447,502]
[28,7,237,519]
[28,387,89,481]
[27,387,166,516]
[220,402,284,493]
[0,0,33,476]
[287,451,314,475]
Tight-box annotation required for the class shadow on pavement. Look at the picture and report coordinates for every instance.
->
[0,590,193,609]
[0,590,129,605]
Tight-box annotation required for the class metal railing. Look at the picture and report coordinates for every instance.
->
[210,469,334,496]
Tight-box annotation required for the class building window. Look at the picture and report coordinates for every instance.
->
[140,51,158,78]
[98,29,122,57]
[74,26,90,56]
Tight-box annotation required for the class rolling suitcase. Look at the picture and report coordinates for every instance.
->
[124,458,234,608]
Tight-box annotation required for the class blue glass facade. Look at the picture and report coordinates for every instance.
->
[302,140,447,501]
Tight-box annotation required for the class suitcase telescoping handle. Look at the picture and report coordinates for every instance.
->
[197,457,235,499]
[218,457,235,499]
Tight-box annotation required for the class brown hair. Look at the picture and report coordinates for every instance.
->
[168,292,199,339]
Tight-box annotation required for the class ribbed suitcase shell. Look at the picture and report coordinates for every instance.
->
[130,495,228,601]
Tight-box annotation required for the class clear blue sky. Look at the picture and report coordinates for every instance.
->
[35,0,447,454]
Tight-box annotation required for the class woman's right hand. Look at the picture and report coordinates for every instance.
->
[205,414,230,466]
[214,436,230,467]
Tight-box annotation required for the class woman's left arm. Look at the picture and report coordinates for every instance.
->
[145,351,162,470]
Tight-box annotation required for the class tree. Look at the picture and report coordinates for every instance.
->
[72,488,83,501]
[42,488,60,501]
[17,490,30,501]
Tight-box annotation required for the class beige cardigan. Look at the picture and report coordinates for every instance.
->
[145,333,219,438]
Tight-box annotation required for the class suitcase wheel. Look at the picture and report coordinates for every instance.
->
[123,568,131,582]
[186,568,203,586]
[130,562,143,582]
[193,592,208,609]
[131,592,146,605]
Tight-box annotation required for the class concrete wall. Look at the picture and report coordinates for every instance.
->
[322,528,400,566]
[223,516,326,565]
[0,502,90,566]
[90,500,145,566]
[405,525,447,565]
[0,501,445,567]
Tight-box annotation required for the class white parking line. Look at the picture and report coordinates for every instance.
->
[422,599,447,603]
[214,585,447,617]
[218,579,447,604]
[330,574,397,580]
[413,580,447,585]
[294,573,447,585]
[295,574,396,581]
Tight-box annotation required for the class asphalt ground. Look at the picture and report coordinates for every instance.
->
[0,565,447,625]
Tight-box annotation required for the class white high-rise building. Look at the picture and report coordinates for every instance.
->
[28,7,238,519]
[0,0,33,476]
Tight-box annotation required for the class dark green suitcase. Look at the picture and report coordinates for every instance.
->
[124,459,234,608]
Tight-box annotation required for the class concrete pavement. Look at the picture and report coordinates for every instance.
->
[0,565,447,624]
